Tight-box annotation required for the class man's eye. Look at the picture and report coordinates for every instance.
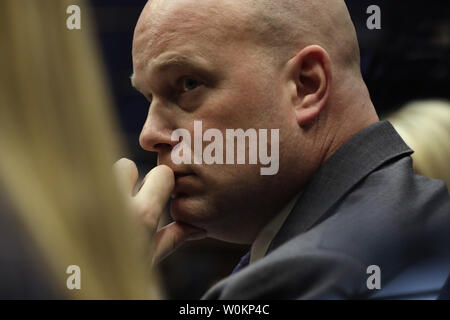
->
[180,77,201,92]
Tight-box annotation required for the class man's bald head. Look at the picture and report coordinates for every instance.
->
[134,0,361,78]
[243,0,361,75]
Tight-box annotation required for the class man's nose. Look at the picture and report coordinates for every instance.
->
[139,106,175,152]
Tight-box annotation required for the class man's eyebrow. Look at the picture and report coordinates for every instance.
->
[148,54,209,73]
[130,54,211,91]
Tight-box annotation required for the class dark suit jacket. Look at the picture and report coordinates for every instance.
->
[202,121,450,299]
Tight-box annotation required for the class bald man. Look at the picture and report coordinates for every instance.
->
[116,0,450,299]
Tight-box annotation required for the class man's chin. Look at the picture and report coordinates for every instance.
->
[169,194,209,226]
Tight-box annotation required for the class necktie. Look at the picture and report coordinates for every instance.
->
[232,251,251,274]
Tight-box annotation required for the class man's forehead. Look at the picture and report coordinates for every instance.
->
[134,0,247,50]
[133,0,249,74]
[136,0,230,36]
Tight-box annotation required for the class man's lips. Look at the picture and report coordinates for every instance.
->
[171,171,196,198]
[174,172,195,187]
[160,163,194,178]
[174,172,192,179]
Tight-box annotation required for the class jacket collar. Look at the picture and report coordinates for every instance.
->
[267,121,413,254]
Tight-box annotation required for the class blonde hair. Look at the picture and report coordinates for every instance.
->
[0,0,159,299]
[386,100,450,188]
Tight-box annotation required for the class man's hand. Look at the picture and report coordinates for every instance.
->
[114,158,206,264]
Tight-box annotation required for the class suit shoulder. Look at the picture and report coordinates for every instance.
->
[203,243,368,299]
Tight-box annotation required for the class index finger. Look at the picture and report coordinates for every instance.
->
[113,158,139,197]
[134,165,175,227]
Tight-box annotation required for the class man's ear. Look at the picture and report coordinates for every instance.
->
[286,45,332,126]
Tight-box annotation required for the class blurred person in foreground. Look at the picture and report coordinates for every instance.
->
[117,0,450,299]
[386,100,450,299]
[386,100,450,189]
[0,0,161,299]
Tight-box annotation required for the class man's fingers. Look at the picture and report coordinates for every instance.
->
[134,165,175,228]
[152,222,207,264]
[113,161,195,263]
[113,158,138,196]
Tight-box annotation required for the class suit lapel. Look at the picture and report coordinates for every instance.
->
[267,121,413,254]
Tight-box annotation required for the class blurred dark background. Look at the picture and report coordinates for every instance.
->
[89,0,450,299]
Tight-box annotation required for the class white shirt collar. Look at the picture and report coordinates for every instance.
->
[249,193,300,264]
